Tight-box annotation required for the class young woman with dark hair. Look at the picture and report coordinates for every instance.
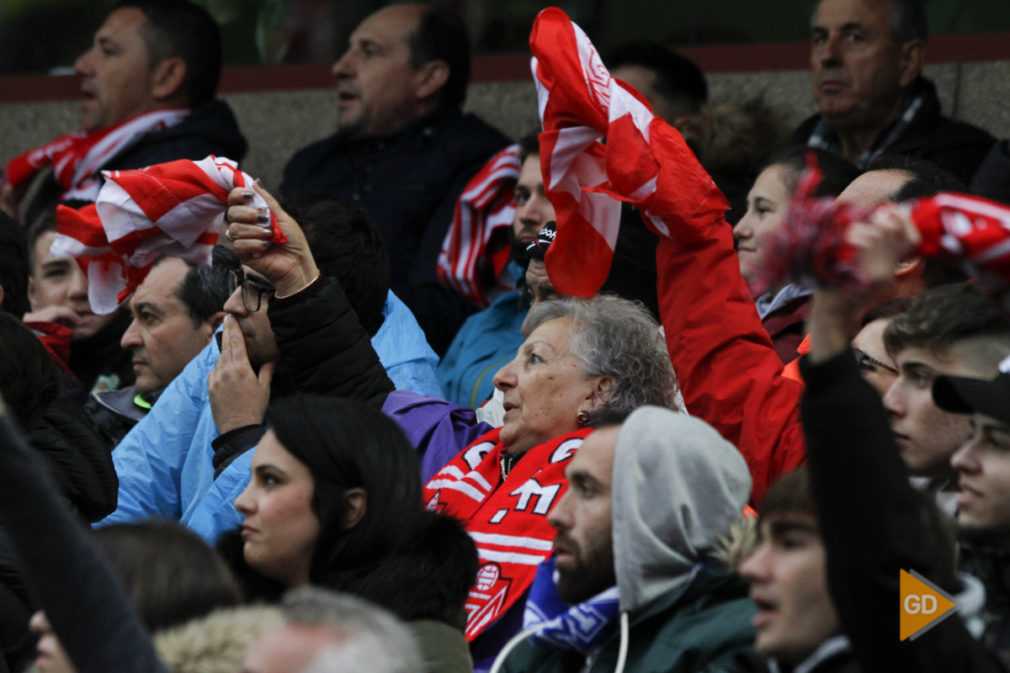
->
[222,394,477,673]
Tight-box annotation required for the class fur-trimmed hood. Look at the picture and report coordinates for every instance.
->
[154,605,283,673]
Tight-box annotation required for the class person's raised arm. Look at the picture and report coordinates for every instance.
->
[808,206,920,363]
[802,211,1000,672]
[224,184,393,405]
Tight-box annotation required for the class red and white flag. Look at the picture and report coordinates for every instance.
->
[913,192,1010,277]
[437,144,521,307]
[529,7,727,296]
[53,155,284,314]
[910,193,1010,309]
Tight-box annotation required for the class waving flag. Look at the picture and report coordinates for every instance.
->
[437,144,521,306]
[53,155,284,314]
[529,7,728,296]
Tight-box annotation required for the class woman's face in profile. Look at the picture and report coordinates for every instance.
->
[733,163,793,297]
[493,316,605,453]
[235,431,319,587]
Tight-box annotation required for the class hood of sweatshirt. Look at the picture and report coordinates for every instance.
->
[611,406,752,614]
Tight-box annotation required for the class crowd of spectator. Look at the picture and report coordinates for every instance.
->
[1,0,1010,672]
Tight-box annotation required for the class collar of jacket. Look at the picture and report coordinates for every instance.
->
[767,634,852,673]
[91,385,156,422]
[332,107,465,152]
[961,543,1010,611]
[613,566,749,631]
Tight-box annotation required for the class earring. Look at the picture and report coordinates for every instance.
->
[576,410,591,426]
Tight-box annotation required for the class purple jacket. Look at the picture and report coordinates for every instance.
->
[382,390,494,482]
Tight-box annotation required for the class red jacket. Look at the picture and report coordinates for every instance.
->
[657,225,807,505]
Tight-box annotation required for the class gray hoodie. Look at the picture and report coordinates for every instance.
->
[612,406,752,614]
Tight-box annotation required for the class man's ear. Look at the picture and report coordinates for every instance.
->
[898,39,925,89]
[342,487,367,530]
[413,60,449,101]
[895,257,922,278]
[150,57,187,102]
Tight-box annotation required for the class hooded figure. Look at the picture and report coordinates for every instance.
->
[495,406,761,673]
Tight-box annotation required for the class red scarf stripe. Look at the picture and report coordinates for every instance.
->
[105,171,228,224]
[53,204,111,248]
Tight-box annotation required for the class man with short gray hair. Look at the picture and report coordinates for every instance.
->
[242,588,421,673]
[794,0,993,184]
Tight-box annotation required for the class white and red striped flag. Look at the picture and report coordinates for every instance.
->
[529,7,728,297]
[437,144,521,307]
[911,192,1010,305]
[53,155,284,314]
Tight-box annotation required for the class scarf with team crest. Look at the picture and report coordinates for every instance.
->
[423,426,591,641]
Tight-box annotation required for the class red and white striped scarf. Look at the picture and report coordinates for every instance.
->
[3,108,189,201]
[437,144,521,307]
[423,427,590,641]
[529,8,728,297]
[53,155,285,314]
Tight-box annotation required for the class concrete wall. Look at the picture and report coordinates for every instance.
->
[2,60,1008,191]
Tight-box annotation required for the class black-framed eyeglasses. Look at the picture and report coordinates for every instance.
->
[229,268,276,313]
[854,348,899,377]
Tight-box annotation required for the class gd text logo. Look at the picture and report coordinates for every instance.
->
[900,569,957,641]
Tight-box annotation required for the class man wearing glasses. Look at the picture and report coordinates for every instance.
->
[100,191,439,540]
[223,266,279,367]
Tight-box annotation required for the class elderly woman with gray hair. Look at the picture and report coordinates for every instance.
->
[376,293,678,668]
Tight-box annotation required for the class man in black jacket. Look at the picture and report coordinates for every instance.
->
[3,0,247,225]
[794,0,993,185]
[281,4,508,354]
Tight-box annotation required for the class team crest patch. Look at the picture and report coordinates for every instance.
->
[466,562,514,639]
